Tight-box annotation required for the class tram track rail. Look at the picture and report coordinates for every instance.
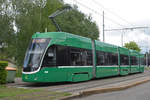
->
[48,71,150,93]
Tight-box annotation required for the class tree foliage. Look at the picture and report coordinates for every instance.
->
[0,0,15,59]
[124,41,141,52]
[56,5,99,40]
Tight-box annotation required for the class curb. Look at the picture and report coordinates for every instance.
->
[81,77,150,96]
[58,93,80,100]
[59,77,150,100]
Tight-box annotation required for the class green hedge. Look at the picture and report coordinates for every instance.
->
[0,61,8,84]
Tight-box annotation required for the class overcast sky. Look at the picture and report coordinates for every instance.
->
[63,0,150,53]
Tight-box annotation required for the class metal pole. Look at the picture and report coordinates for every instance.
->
[146,52,148,67]
[121,31,125,47]
[103,11,105,42]
[148,50,150,67]
[45,28,47,32]
[121,32,123,47]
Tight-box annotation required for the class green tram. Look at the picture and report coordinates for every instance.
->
[22,32,145,82]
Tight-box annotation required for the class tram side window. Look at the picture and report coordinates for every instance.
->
[120,54,129,65]
[140,58,144,65]
[42,45,56,67]
[136,57,139,65]
[135,57,138,65]
[96,51,118,65]
[107,53,118,65]
[131,56,138,65]
[70,48,82,66]
[56,45,69,66]
[96,51,105,65]
[80,50,87,65]
[70,48,93,66]
[86,50,93,65]
[141,58,145,65]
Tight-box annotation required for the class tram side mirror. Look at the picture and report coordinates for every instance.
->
[47,48,55,57]
[48,52,54,57]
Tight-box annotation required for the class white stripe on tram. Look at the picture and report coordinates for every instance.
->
[58,66,93,68]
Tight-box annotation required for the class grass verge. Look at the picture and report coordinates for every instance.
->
[0,85,71,100]
[0,85,41,98]
[145,67,150,71]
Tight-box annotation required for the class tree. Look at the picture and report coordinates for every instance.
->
[13,0,64,65]
[124,41,141,52]
[56,5,99,40]
[0,0,15,59]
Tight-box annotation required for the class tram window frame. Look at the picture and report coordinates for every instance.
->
[120,54,129,65]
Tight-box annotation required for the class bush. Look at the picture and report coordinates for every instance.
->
[0,61,8,84]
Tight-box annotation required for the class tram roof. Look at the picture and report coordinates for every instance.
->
[32,32,92,49]
[32,32,141,55]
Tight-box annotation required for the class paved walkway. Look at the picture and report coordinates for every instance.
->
[73,80,150,100]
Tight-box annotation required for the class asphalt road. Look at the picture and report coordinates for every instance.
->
[73,81,150,100]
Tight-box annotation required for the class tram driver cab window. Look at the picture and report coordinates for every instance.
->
[42,46,56,67]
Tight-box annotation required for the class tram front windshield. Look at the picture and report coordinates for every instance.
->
[23,38,50,72]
